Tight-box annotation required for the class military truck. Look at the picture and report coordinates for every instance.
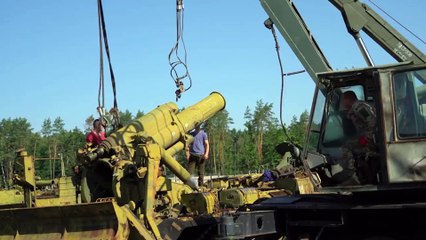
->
[216,0,426,239]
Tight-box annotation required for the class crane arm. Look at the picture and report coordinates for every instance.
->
[260,0,332,83]
[330,0,426,64]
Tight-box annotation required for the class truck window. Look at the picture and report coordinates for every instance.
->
[306,86,326,152]
[393,69,426,138]
[323,85,365,147]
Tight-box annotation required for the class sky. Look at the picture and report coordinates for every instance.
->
[1,0,425,132]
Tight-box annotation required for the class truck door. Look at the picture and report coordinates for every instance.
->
[384,66,426,183]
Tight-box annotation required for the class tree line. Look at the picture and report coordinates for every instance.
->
[0,102,308,188]
[199,100,308,176]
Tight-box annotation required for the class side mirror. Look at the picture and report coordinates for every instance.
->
[275,142,301,159]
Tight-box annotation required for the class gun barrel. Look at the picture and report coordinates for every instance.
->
[100,92,226,157]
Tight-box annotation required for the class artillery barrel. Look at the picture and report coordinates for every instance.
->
[100,92,225,155]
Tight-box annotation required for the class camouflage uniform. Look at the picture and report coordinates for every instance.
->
[336,101,376,184]
[347,101,376,141]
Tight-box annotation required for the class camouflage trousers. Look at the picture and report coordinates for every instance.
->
[340,141,358,170]
[337,140,377,185]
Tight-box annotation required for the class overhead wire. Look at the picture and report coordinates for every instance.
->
[368,0,426,45]
[168,0,192,101]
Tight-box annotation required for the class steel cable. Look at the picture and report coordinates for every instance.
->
[168,0,192,101]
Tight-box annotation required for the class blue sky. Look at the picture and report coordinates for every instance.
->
[1,0,425,132]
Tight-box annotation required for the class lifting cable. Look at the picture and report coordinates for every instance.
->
[168,0,192,101]
[97,0,120,129]
[264,19,299,144]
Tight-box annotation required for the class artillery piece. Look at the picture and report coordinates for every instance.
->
[78,92,226,239]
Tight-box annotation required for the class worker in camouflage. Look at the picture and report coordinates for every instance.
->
[335,91,377,185]
[347,100,376,141]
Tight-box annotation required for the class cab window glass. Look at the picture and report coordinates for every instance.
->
[393,69,426,138]
[306,86,326,152]
[322,85,365,147]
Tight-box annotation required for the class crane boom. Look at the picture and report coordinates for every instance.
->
[330,0,426,64]
[260,0,332,83]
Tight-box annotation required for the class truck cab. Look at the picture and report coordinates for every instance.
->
[226,63,426,240]
[305,63,426,188]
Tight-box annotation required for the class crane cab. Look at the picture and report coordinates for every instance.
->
[303,63,426,189]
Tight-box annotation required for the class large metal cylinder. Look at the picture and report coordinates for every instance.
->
[100,92,226,157]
